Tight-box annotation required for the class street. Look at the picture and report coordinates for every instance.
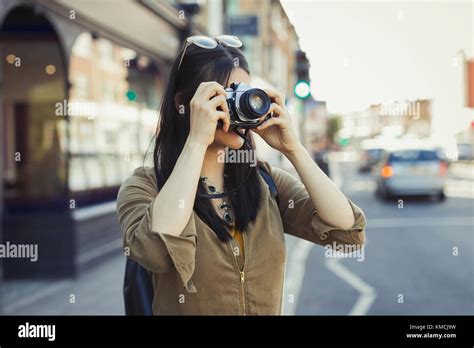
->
[1,252,124,315]
[2,155,473,316]
[286,154,474,315]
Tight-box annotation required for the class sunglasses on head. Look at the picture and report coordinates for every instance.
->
[177,35,243,71]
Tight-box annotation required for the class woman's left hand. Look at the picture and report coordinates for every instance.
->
[251,88,301,156]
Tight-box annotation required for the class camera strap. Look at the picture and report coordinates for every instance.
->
[233,128,251,147]
[198,128,252,199]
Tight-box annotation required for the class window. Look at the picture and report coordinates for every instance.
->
[102,81,115,102]
[74,74,89,99]
[98,39,114,68]
[72,32,92,58]
[389,150,439,162]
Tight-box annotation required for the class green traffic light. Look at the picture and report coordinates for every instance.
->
[294,80,311,99]
[126,90,137,101]
[339,138,349,146]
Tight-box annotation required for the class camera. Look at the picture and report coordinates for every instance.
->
[224,82,272,128]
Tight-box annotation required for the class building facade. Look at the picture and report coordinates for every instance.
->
[0,0,189,278]
[0,0,310,280]
[222,0,307,165]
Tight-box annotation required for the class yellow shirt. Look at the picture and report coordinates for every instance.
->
[230,227,245,256]
[230,227,245,258]
[229,226,245,272]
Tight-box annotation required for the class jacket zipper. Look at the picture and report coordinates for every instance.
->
[240,270,246,315]
[229,233,247,315]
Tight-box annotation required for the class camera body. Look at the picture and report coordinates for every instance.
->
[225,83,271,129]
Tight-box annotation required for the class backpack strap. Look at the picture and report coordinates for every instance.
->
[258,166,279,204]
[124,258,154,316]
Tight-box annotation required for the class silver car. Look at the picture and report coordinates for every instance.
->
[374,146,448,200]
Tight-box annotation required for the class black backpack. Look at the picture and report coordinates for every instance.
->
[123,166,278,315]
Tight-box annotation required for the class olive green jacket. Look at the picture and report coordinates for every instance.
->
[116,161,366,315]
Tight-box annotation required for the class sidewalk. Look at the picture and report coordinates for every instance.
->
[1,251,125,315]
[448,161,474,181]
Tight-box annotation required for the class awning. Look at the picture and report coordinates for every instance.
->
[42,0,184,61]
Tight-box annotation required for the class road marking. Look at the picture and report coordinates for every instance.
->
[3,281,71,314]
[347,180,376,191]
[283,157,377,315]
[78,238,122,265]
[283,238,314,314]
[368,216,474,228]
[325,258,377,315]
[330,159,343,189]
[284,157,471,315]
[329,158,376,315]
[72,200,116,221]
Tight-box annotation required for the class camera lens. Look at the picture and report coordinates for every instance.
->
[240,89,271,120]
[249,95,265,110]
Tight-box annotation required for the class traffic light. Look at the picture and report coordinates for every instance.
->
[296,50,310,81]
[295,50,311,99]
[339,137,350,146]
[294,80,310,99]
[126,89,137,101]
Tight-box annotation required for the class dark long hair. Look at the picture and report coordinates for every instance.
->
[153,42,261,242]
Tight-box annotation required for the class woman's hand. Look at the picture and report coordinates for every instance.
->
[251,88,301,156]
[188,81,231,146]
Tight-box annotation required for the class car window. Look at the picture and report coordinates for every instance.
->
[389,150,439,162]
[367,149,383,158]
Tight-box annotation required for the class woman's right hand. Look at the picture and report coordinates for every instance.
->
[188,81,231,146]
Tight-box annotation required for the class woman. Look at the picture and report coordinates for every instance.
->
[117,35,366,315]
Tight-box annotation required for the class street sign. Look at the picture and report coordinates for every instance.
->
[226,15,258,36]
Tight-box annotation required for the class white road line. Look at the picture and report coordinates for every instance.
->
[328,156,376,315]
[3,280,71,313]
[284,155,471,315]
[325,258,377,315]
[77,238,122,265]
[331,161,343,189]
[283,238,314,314]
[283,154,377,315]
[72,201,117,221]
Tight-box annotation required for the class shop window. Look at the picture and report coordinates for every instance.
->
[68,32,162,205]
[72,32,92,58]
[1,6,67,208]
[74,74,89,99]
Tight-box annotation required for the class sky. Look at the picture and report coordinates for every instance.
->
[281,0,474,138]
